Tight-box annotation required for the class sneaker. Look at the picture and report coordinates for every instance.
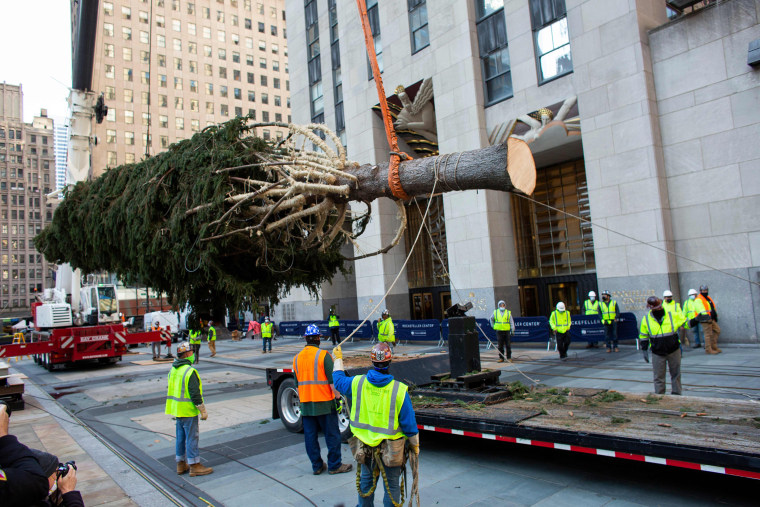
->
[329,463,353,475]
[313,463,327,475]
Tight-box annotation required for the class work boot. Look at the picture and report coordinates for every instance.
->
[329,463,353,475]
[189,463,214,476]
[313,463,327,475]
[177,461,189,475]
[614,347,619,352]
[606,348,611,353]
[497,358,504,363]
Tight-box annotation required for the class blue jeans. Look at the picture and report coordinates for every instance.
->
[175,416,200,465]
[691,323,703,346]
[262,337,272,351]
[302,411,343,472]
[358,462,402,507]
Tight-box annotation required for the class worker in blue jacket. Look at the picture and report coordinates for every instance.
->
[332,342,419,507]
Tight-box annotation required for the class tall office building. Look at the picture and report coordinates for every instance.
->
[53,121,69,191]
[0,83,59,314]
[73,0,291,176]
[280,0,760,343]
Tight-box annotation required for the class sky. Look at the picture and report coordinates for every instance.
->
[0,0,72,123]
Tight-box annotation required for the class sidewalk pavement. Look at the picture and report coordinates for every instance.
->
[8,373,176,507]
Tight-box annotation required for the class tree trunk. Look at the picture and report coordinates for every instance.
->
[341,138,535,202]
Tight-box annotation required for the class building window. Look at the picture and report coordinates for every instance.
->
[261,93,268,105]
[139,10,149,23]
[159,94,168,107]
[104,23,114,37]
[221,104,229,116]
[160,115,169,128]
[262,111,270,122]
[124,89,134,103]
[105,64,115,79]
[107,151,117,166]
[156,15,165,27]
[140,31,150,44]
[233,51,240,63]
[188,22,196,35]
[122,6,131,19]
[176,117,184,130]
[123,68,133,82]
[123,47,132,61]
[475,0,512,105]
[173,19,181,32]
[305,0,324,123]
[142,91,150,104]
[124,132,135,145]
[220,86,228,98]
[408,0,429,54]
[142,71,150,84]
[258,21,265,33]
[529,0,572,83]
[173,38,182,51]
[248,90,255,101]
[234,88,242,99]
[366,0,383,79]
[106,130,116,143]
[123,27,132,40]
[260,75,267,86]
[157,34,166,47]
[104,43,115,57]
[124,110,134,124]
[103,2,113,15]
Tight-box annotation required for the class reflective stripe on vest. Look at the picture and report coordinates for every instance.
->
[262,323,273,338]
[600,301,617,323]
[378,319,394,342]
[683,298,706,320]
[165,364,202,417]
[584,300,600,315]
[293,347,333,403]
[329,315,339,327]
[189,330,201,344]
[208,326,216,341]
[492,309,511,331]
[550,310,571,333]
[662,300,681,316]
[349,376,406,447]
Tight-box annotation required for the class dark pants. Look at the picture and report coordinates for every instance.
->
[557,332,570,358]
[302,410,343,473]
[191,343,200,363]
[262,337,272,352]
[497,330,511,360]
[652,349,682,395]
[604,321,618,349]
[359,462,402,507]
[330,327,340,346]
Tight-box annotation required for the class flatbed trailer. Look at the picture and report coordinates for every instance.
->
[266,353,760,481]
[0,325,169,370]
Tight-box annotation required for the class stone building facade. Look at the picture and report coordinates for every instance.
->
[280,0,759,343]
[0,83,59,315]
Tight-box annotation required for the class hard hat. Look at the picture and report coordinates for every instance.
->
[371,342,392,364]
[381,309,389,316]
[304,323,321,337]
[699,285,709,292]
[176,341,191,355]
[601,290,610,296]
[647,296,663,310]
[556,302,566,311]
[663,290,673,297]
[497,300,506,307]
[588,291,596,297]
[688,289,698,296]
[265,316,270,322]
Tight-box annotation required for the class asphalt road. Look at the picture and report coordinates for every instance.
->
[13,338,759,506]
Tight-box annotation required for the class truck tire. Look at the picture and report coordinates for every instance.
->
[276,378,303,433]
[336,394,352,443]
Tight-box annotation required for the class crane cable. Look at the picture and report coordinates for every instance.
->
[355,0,411,201]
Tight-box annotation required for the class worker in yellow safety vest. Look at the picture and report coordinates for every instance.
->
[165,341,213,477]
[549,302,572,360]
[331,343,419,506]
[327,308,341,346]
[377,309,395,346]
[261,317,275,353]
[583,291,601,348]
[663,290,688,348]
[682,288,708,349]
[188,328,201,364]
[207,321,217,358]
[490,300,514,362]
[600,290,621,353]
[639,296,687,395]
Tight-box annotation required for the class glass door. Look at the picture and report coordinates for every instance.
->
[547,282,579,314]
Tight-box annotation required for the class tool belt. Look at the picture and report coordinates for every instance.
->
[350,436,407,467]
[696,313,711,323]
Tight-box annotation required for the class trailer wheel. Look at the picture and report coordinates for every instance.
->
[337,394,352,443]
[276,378,303,433]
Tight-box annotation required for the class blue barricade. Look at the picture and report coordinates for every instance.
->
[279,321,304,336]
[568,312,639,343]
[513,317,551,342]
[394,319,441,341]
[279,320,374,339]
[441,319,494,342]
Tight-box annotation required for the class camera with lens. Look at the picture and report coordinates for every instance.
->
[56,461,77,478]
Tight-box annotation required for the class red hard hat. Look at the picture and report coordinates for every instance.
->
[370,343,392,363]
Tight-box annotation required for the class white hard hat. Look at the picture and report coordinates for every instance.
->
[556,302,566,311]
[588,291,596,297]
[688,288,698,296]
[497,300,506,307]
[663,290,673,297]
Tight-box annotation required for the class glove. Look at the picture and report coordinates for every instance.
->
[407,433,420,456]
[332,345,343,360]
[689,318,698,328]
[197,403,208,420]
[710,310,718,322]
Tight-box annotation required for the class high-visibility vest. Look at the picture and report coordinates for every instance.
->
[584,300,600,315]
[683,298,707,320]
[639,310,686,341]
[662,300,681,316]
[697,294,716,313]
[328,315,339,328]
[293,346,333,403]
[550,310,571,333]
[188,329,201,344]
[492,309,511,331]
[377,318,395,342]
[208,326,216,341]
[349,375,407,447]
[600,301,617,324]
[165,364,202,417]
[262,322,273,338]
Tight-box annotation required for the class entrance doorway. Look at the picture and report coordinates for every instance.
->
[410,287,450,321]
[518,273,597,317]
